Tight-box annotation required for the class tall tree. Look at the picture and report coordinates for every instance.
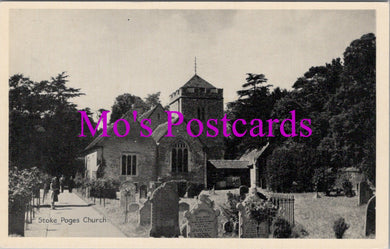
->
[224,73,286,158]
[9,73,91,176]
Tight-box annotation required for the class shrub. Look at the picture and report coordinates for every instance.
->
[244,195,278,224]
[89,178,119,199]
[219,192,241,223]
[272,218,292,238]
[342,179,354,197]
[333,218,349,238]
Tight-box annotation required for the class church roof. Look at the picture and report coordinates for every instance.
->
[239,142,270,165]
[208,160,250,169]
[138,104,163,121]
[182,74,216,89]
[151,121,171,142]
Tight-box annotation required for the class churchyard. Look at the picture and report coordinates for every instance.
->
[74,182,374,238]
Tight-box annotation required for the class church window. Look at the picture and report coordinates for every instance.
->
[121,154,137,176]
[171,142,189,173]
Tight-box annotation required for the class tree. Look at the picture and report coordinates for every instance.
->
[224,73,286,159]
[144,92,161,110]
[9,72,92,177]
[109,93,146,123]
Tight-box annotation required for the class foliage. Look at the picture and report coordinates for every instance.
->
[219,192,241,222]
[109,91,162,123]
[89,178,120,198]
[9,167,44,210]
[342,179,354,197]
[333,217,349,238]
[258,33,375,191]
[224,73,287,158]
[9,73,93,176]
[144,92,161,109]
[244,195,278,224]
[272,217,292,238]
[267,142,323,192]
[109,93,146,123]
[311,167,337,192]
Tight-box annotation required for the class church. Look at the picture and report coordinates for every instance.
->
[83,74,252,191]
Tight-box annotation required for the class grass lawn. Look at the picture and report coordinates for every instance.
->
[77,188,371,238]
[293,192,370,238]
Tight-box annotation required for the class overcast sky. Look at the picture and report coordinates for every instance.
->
[10,9,375,115]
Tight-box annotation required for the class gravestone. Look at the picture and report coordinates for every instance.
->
[365,195,375,236]
[120,181,136,209]
[184,194,220,238]
[237,187,269,238]
[149,181,180,237]
[179,202,190,225]
[358,181,373,205]
[138,198,151,226]
[139,185,148,199]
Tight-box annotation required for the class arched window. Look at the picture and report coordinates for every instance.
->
[171,141,189,173]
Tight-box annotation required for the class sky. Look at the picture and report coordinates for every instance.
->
[9,9,375,117]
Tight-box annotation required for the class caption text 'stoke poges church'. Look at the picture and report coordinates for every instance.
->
[83,74,254,191]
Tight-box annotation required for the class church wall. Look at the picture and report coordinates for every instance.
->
[100,117,158,185]
[156,126,206,185]
[145,105,167,130]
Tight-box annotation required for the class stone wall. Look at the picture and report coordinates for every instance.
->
[101,117,158,186]
[157,124,206,185]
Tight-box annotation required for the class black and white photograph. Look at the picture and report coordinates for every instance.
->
[3,2,389,248]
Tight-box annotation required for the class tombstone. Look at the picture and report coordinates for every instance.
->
[365,195,375,236]
[139,185,148,199]
[138,198,151,226]
[149,181,180,237]
[179,202,190,225]
[358,181,373,205]
[120,181,136,209]
[237,187,270,238]
[184,194,220,238]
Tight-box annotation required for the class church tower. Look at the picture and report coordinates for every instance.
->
[169,74,224,159]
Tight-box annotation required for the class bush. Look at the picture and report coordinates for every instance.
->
[333,218,349,238]
[272,218,292,238]
[89,178,119,199]
[244,195,278,224]
[342,179,354,197]
[312,168,337,193]
[219,192,241,223]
